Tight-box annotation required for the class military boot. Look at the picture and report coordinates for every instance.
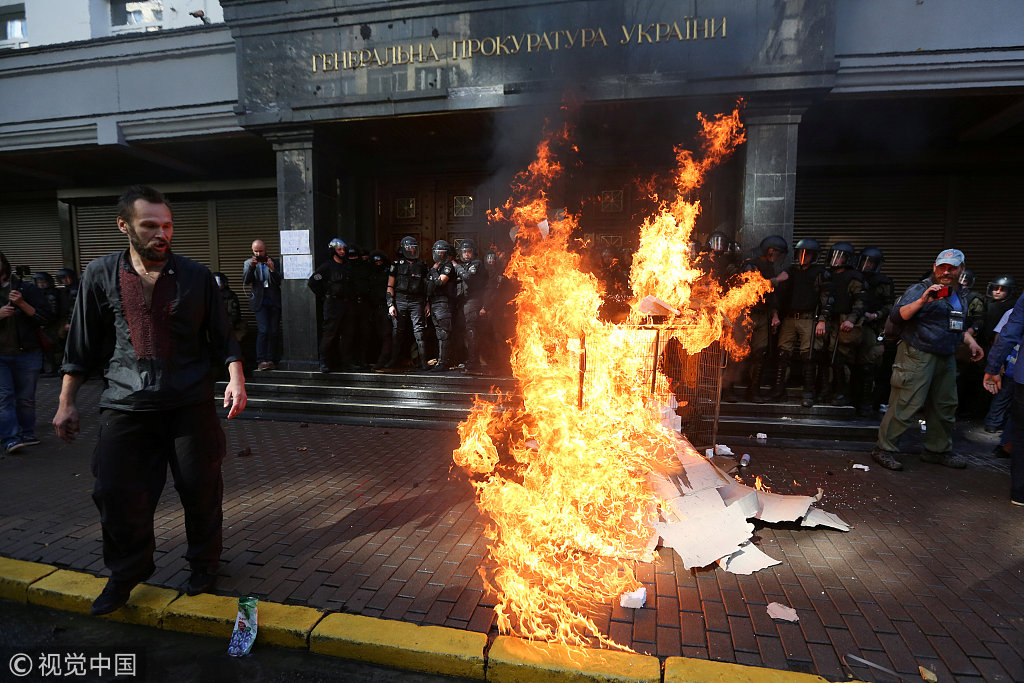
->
[800,364,816,408]
[768,361,789,403]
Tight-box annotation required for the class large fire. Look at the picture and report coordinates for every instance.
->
[452,104,772,649]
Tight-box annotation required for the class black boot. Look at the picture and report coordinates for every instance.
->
[768,360,789,403]
[746,359,767,404]
[801,363,816,408]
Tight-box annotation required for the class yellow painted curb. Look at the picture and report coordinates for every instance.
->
[27,569,106,614]
[310,612,487,680]
[0,557,57,602]
[161,593,238,638]
[105,584,180,628]
[487,636,661,683]
[257,601,325,649]
[665,657,854,682]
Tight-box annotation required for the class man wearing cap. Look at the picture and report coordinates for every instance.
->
[871,249,984,471]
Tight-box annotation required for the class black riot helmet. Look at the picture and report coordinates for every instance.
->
[347,244,363,259]
[55,268,78,287]
[706,230,729,254]
[827,242,856,268]
[432,239,452,264]
[369,249,389,268]
[485,250,499,267]
[793,238,820,266]
[328,237,347,259]
[987,275,1017,300]
[33,272,54,289]
[213,272,229,289]
[460,238,477,260]
[758,235,788,261]
[399,235,419,260]
[857,247,884,274]
[958,268,975,289]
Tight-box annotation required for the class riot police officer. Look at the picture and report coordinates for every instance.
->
[722,235,788,403]
[308,237,360,372]
[367,250,393,369]
[454,238,489,375]
[427,240,458,371]
[772,238,832,407]
[704,229,738,286]
[481,249,517,375]
[596,245,631,322]
[384,236,430,371]
[823,242,865,406]
[854,247,894,416]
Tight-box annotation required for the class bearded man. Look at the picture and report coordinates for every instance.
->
[53,185,246,616]
[871,249,983,471]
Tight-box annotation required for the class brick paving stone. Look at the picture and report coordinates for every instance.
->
[903,602,947,637]
[746,603,780,638]
[776,622,812,663]
[677,583,700,612]
[806,643,843,680]
[795,606,829,645]
[632,607,657,644]
[421,597,455,625]
[982,641,1024,681]
[679,611,706,647]
[656,626,682,657]
[893,619,939,659]
[727,615,758,654]
[607,620,633,647]
[707,630,735,662]
[655,596,680,628]
[841,613,884,652]
[876,631,925,676]
[701,599,729,633]
[755,635,789,671]
[928,634,981,677]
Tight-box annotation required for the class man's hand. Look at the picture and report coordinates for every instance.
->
[840,320,854,332]
[53,403,80,442]
[250,257,259,267]
[967,338,984,363]
[815,320,827,338]
[984,372,1002,395]
[265,257,275,271]
[0,304,14,318]
[773,271,789,284]
[224,361,247,419]
[8,290,23,307]
[771,313,781,330]
[425,304,431,318]
[389,305,397,318]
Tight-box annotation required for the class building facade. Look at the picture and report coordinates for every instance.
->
[2,0,1023,365]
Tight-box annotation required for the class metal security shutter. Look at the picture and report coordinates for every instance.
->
[794,174,948,293]
[75,200,212,269]
[0,201,64,274]
[215,195,279,325]
[166,200,213,269]
[74,203,122,268]
[954,175,1024,291]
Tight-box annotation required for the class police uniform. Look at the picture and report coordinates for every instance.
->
[366,252,393,369]
[855,266,894,415]
[427,256,457,371]
[824,264,865,405]
[455,254,488,374]
[773,247,832,407]
[387,254,430,370]
[308,256,359,371]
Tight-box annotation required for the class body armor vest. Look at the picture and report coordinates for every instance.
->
[829,268,864,314]
[784,264,826,313]
[390,258,428,296]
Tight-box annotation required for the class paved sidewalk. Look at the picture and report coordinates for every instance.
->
[2,377,1022,681]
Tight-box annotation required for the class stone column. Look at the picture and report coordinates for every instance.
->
[267,129,337,369]
[738,108,803,257]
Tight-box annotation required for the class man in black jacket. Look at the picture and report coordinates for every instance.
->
[52,185,246,616]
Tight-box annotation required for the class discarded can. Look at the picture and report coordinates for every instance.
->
[740,454,751,467]
[227,596,258,657]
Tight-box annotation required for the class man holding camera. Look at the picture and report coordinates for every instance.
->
[243,239,282,371]
[871,249,984,471]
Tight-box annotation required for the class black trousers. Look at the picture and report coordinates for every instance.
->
[91,401,225,583]
[319,298,356,366]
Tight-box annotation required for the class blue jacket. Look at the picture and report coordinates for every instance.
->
[890,279,965,356]
[985,293,1024,384]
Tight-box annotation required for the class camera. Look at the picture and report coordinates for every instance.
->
[256,254,268,263]
[935,285,950,299]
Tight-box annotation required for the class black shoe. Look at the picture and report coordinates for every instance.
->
[920,450,967,469]
[870,446,904,471]
[319,364,331,373]
[993,444,1011,458]
[91,579,137,616]
[722,387,741,403]
[186,569,218,596]
[984,425,1001,434]
[800,396,814,408]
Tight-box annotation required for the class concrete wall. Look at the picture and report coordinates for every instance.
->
[18,0,224,47]
[0,25,240,152]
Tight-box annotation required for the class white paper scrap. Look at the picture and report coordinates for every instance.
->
[705,448,714,458]
[619,586,647,609]
[767,602,799,622]
[718,542,781,575]
[654,504,753,569]
[801,507,851,531]
[714,444,734,456]
[754,490,815,524]
[852,464,870,471]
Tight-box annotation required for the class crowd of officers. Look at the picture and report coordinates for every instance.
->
[593,232,1017,418]
[306,235,516,375]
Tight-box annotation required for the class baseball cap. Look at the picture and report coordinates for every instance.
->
[934,249,965,267]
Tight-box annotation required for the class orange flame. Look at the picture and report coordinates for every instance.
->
[453,103,772,649]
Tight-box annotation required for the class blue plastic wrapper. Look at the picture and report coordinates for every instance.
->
[227,596,258,657]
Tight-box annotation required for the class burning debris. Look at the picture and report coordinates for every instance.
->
[452,104,848,650]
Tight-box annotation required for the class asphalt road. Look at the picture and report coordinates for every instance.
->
[0,599,475,683]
